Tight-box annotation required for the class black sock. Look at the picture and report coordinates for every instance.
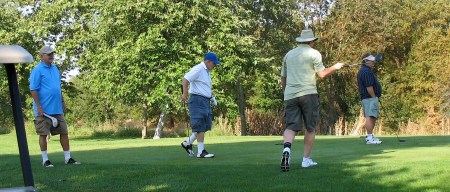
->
[283,142,291,149]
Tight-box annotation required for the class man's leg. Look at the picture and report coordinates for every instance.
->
[60,134,79,164]
[365,116,376,135]
[196,131,214,158]
[39,135,48,151]
[303,130,315,158]
[280,129,295,172]
[283,129,296,144]
[365,116,381,144]
[39,135,55,167]
[301,94,319,168]
[60,134,72,162]
[196,131,205,152]
[181,132,196,157]
[60,134,70,151]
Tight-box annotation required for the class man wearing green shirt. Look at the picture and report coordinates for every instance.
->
[280,29,344,172]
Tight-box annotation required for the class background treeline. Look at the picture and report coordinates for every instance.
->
[1,0,449,137]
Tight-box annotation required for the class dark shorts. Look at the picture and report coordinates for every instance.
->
[284,94,320,132]
[34,114,68,136]
[188,94,213,132]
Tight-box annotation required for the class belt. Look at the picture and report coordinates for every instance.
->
[191,94,211,100]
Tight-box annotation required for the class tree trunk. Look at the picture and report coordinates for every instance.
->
[237,81,247,136]
[351,108,365,136]
[153,104,168,139]
[141,103,148,139]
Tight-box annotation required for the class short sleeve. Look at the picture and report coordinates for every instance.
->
[281,54,287,77]
[183,66,200,82]
[312,50,325,72]
[29,67,41,91]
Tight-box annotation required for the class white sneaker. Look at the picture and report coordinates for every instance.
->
[366,138,382,144]
[301,158,318,168]
[65,158,81,165]
[197,150,214,158]
[280,151,290,172]
[365,136,381,142]
[42,160,54,168]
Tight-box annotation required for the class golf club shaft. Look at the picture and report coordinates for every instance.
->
[181,85,191,143]
[344,64,359,67]
[380,102,405,142]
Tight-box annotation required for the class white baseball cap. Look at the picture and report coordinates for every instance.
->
[39,45,55,55]
[363,55,376,61]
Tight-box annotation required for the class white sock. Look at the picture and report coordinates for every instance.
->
[303,157,310,162]
[186,134,197,145]
[64,151,71,161]
[41,151,49,162]
[197,142,204,153]
[367,134,373,139]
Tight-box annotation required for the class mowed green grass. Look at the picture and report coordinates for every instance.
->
[1,133,449,192]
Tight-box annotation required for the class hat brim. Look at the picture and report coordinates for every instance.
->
[363,55,376,61]
[295,37,318,43]
[41,51,55,55]
[213,60,220,65]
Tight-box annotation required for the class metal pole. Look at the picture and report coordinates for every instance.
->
[5,64,35,187]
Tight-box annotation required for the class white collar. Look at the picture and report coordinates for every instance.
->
[201,61,209,71]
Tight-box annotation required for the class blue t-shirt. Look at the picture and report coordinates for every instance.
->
[357,65,382,100]
[29,61,63,116]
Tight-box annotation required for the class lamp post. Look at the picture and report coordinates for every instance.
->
[0,45,35,189]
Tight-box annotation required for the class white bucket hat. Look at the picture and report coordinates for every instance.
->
[295,29,318,43]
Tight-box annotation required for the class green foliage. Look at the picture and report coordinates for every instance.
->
[314,0,450,133]
[0,0,449,135]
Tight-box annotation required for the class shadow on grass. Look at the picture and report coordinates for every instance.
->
[1,135,449,191]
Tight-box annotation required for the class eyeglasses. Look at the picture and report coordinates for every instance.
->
[45,52,55,56]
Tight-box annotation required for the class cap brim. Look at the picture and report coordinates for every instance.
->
[41,51,55,55]
[295,37,318,43]
[363,55,376,61]
[213,60,220,65]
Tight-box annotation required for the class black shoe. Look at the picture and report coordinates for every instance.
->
[280,151,290,172]
[197,150,215,158]
[43,160,54,168]
[65,158,80,165]
[181,141,195,157]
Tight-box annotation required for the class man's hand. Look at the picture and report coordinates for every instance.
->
[181,93,188,103]
[211,96,217,106]
[333,62,344,70]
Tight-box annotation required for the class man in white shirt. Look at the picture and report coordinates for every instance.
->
[180,52,220,158]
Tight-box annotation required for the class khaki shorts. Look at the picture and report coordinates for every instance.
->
[34,114,68,136]
[362,97,379,118]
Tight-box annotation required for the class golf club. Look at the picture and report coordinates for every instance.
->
[343,54,383,67]
[380,102,406,142]
[43,113,59,128]
[344,63,362,67]
[181,85,195,157]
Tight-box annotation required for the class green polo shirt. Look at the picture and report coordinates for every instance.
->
[281,44,325,100]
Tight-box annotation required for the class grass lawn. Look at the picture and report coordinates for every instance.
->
[1,133,449,192]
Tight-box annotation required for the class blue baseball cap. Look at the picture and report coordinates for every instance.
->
[204,52,220,65]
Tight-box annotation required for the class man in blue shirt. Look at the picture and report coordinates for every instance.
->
[357,53,383,144]
[30,45,80,167]
[180,52,220,158]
